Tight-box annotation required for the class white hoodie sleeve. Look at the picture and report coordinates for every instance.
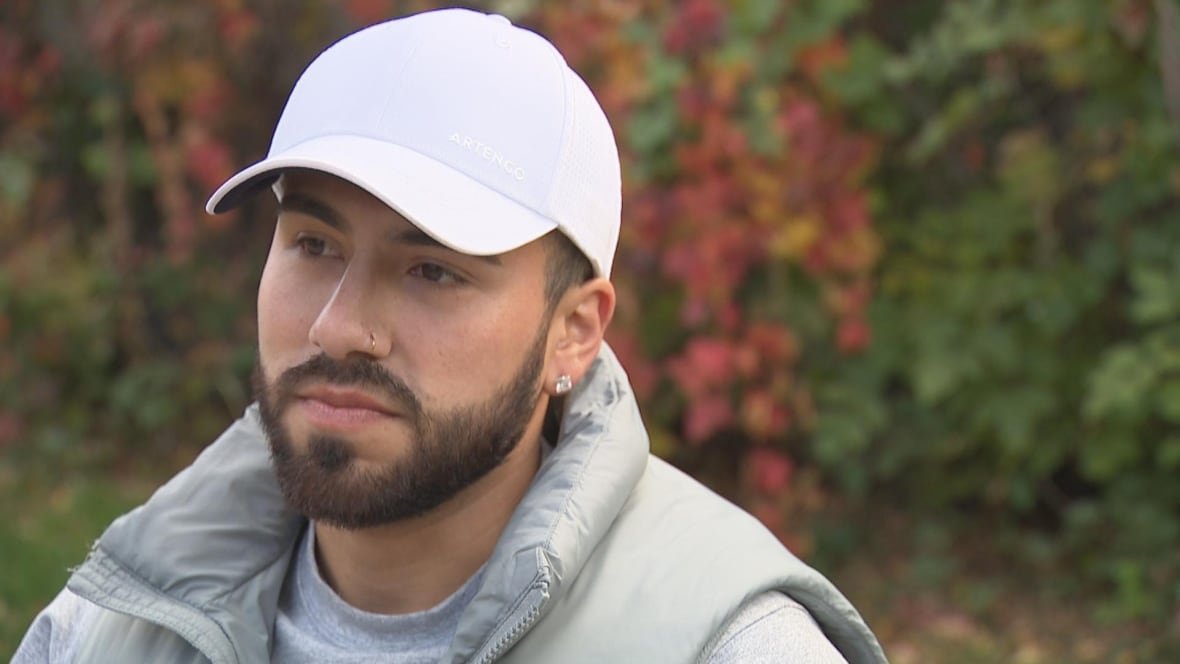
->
[704,591,850,664]
[12,588,96,663]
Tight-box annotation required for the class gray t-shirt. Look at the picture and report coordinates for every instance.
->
[271,527,483,663]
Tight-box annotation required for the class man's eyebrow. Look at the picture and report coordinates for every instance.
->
[280,193,503,266]
[277,193,348,231]
[391,227,503,266]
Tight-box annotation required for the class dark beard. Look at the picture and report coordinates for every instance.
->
[253,331,546,529]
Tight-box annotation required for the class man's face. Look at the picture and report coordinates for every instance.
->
[254,170,554,529]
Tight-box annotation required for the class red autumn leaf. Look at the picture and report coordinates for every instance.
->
[962,139,987,173]
[804,241,830,274]
[683,393,734,444]
[126,16,166,61]
[166,210,198,262]
[826,280,873,318]
[797,36,849,81]
[218,9,261,51]
[746,322,800,365]
[668,336,736,397]
[184,79,231,123]
[663,0,724,54]
[605,331,661,402]
[34,46,61,77]
[717,301,741,331]
[0,411,24,450]
[746,446,795,495]
[0,31,27,116]
[778,99,822,144]
[827,227,881,274]
[344,0,392,26]
[740,390,777,440]
[186,135,235,196]
[86,4,129,65]
[537,4,619,70]
[1112,0,1149,45]
[677,84,711,122]
[679,296,710,328]
[827,191,869,233]
[836,316,872,354]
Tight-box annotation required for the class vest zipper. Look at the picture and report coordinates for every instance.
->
[473,587,548,663]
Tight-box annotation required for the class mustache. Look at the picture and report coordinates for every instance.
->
[259,353,423,419]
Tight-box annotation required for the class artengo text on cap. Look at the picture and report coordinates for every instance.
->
[448,132,527,182]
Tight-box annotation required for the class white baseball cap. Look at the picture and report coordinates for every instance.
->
[205,8,621,277]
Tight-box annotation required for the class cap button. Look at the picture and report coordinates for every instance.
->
[488,14,512,48]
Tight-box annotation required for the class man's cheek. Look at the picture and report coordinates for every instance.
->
[259,272,318,342]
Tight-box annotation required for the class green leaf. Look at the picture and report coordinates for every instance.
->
[1155,437,1180,470]
[730,0,782,37]
[1080,430,1142,481]
[0,152,35,213]
[1130,265,1180,325]
[782,0,866,52]
[822,36,898,130]
[998,129,1062,209]
[1156,381,1180,424]
[1084,345,1158,421]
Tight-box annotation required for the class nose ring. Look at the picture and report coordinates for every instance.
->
[369,331,376,352]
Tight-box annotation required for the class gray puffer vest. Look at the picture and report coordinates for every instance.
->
[66,345,887,663]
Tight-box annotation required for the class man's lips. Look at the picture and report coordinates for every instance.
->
[300,386,396,413]
[295,386,400,429]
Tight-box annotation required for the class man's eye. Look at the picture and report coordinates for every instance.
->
[296,236,331,257]
[410,262,463,285]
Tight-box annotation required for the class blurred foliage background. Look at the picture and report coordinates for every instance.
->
[3,0,1180,660]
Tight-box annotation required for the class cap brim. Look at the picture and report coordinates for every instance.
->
[205,135,558,257]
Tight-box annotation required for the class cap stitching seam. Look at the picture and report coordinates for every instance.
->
[374,25,427,136]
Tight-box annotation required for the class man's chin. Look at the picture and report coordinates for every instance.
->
[270,460,446,529]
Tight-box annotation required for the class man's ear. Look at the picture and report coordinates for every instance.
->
[546,277,615,396]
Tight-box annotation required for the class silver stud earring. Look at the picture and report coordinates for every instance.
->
[555,374,573,395]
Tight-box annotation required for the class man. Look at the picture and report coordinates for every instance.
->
[16,9,886,663]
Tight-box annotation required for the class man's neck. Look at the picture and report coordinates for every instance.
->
[311,433,544,615]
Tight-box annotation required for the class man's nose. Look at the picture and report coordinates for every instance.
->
[307,268,385,359]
